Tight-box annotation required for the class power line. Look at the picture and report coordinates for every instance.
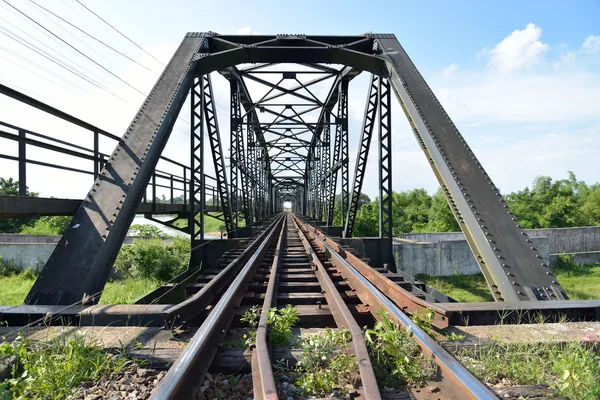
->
[74,0,166,67]
[29,0,160,75]
[0,4,115,89]
[2,0,146,96]
[0,44,85,95]
[0,24,130,103]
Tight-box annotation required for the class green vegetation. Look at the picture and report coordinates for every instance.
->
[294,329,357,397]
[172,213,233,233]
[113,236,190,281]
[0,332,138,399]
[416,273,494,303]
[99,278,162,304]
[458,341,600,400]
[365,311,434,389]
[0,274,161,305]
[418,261,600,302]
[240,305,299,347]
[350,172,600,236]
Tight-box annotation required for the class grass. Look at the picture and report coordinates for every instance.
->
[458,341,600,400]
[293,328,358,397]
[240,304,299,347]
[416,273,494,302]
[365,311,434,389]
[0,275,161,306]
[0,331,139,399]
[172,212,245,233]
[417,261,600,302]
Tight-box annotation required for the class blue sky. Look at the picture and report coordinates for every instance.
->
[0,0,599,200]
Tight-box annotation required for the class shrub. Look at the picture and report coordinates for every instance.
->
[20,216,71,235]
[112,237,190,281]
[0,257,21,277]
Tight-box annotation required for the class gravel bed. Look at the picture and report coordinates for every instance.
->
[72,368,165,400]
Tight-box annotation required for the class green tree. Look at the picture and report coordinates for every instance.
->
[20,216,71,235]
[422,189,460,232]
[0,177,39,233]
[128,224,165,237]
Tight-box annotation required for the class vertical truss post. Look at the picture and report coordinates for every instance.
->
[378,78,395,271]
[239,118,250,226]
[230,80,241,228]
[344,74,379,237]
[245,115,254,225]
[201,74,234,234]
[322,114,331,223]
[340,80,349,229]
[316,134,322,221]
[190,77,205,244]
[327,80,348,226]
[302,176,308,215]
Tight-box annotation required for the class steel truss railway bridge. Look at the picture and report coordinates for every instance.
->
[2,31,600,400]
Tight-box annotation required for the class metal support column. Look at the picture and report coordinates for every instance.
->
[344,74,379,237]
[378,78,395,271]
[230,80,241,228]
[190,76,205,245]
[201,74,234,233]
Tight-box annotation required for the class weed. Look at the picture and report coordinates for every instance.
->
[267,305,299,346]
[445,331,466,341]
[410,308,437,338]
[240,305,299,347]
[295,329,357,397]
[458,341,600,400]
[364,310,434,389]
[0,332,137,399]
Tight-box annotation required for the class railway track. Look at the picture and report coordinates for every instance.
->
[149,213,496,399]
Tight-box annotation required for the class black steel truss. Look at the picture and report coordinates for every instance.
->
[201,74,235,234]
[13,32,565,305]
[190,76,205,242]
[344,74,379,238]
[377,77,394,269]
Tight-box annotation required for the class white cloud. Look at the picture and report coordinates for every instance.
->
[442,63,459,76]
[236,26,260,35]
[484,23,549,72]
[582,35,600,53]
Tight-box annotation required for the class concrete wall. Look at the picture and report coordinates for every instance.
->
[394,237,549,277]
[0,235,171,271]
[398,226,600,255]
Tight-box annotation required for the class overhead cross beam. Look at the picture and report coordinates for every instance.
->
[23,32,566,306]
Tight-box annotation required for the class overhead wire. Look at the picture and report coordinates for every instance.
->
[0,23,130,102]
[2,0,146,96]
[29,0,160,75]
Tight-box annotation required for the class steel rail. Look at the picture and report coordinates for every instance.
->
[150,213,285,400]
[293,214,496,399]
[290,215,381,400]
[252,216,287,400]
[163,214,282,326]
[298,215,449,328]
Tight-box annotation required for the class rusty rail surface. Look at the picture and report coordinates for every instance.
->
[150,214,285,400]
[290,215,381,399]
[252,217,287,399]
[293,214,496,400]
[296,215,450,328]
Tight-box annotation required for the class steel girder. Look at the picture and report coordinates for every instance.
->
[190,77,205,242]
[26,34,206,305]
[344,74,379,238]
[372,34,566,301]
[25,32,564,305]
[326,80,349,226]
[377,77,394,269]
[230,80,241,227]
[200,74,235,234]
[321,114,331,222]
